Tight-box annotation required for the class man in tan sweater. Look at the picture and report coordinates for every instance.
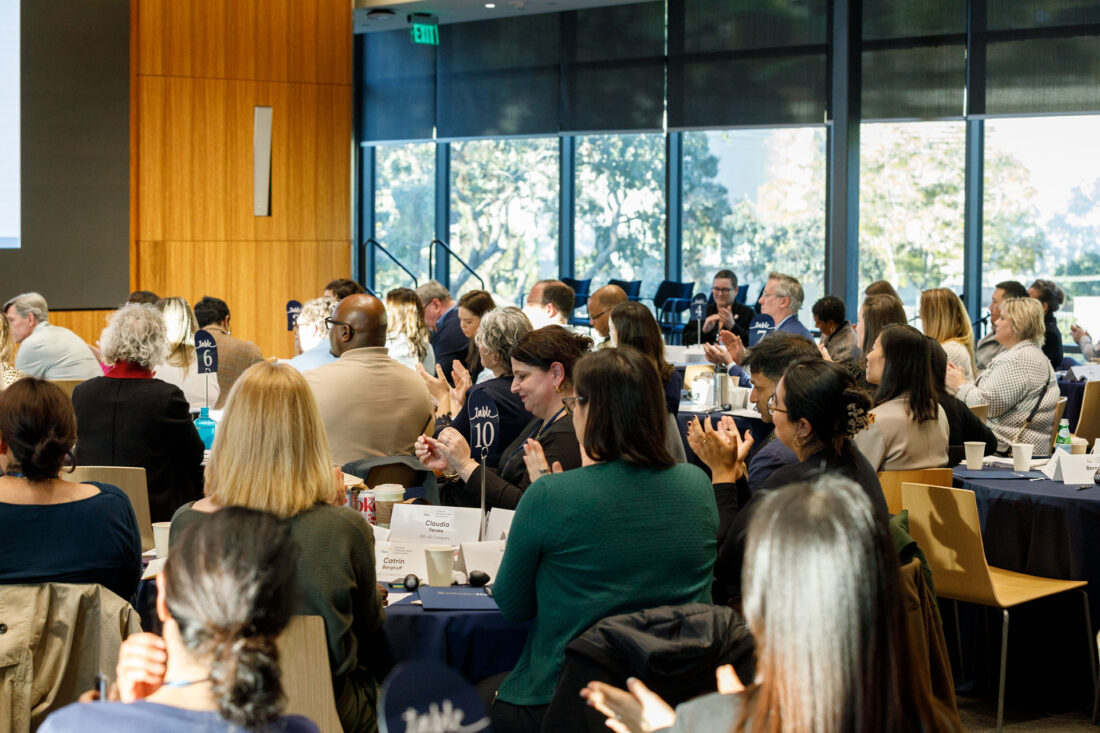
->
[304,294,432,466]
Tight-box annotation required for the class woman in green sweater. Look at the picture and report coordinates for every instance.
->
[487,346,719,733]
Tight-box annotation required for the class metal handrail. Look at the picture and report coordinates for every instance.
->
[429,238,486,290]
[362,238,418,289]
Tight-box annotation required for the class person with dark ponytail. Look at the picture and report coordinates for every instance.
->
[40,507,319,733]
[0,378,141,600]
[690,360,887,604]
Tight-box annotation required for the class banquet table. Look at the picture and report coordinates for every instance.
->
[1059,379,1086,431]
[951,467,1100,709]
[677,402,770,476]
[383,588,531,682]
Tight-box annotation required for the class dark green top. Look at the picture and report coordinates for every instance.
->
[171,502,382,733]
[492,460,719,706]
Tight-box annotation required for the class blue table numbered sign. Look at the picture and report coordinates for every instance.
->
[379,660,491,733]
[286,299,302,331]
[467,391,500,541]
[194,329,218,411]
[748,314,775,347]
[690,294,707,345]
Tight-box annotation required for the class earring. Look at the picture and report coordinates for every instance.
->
[554,384,562,394]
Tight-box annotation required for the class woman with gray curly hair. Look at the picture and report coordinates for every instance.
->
[429,307,534,457]
[72,304,205,522]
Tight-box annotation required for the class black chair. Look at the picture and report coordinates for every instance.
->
[608,279,643,301]
[650,280,695,345]
[735,283,749,305]
[562,276,593,327]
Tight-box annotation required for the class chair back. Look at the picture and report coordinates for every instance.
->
[665,413,687,463]
[1049,396,1068,453]
[608,279,642,300]
[563,277,593,327]
[877,467,953,515]
[277,615,342,733]
[900,483,999,607]
[969,403,989,424]
[67,466,154,552]
[1074,381,1100,450]
[735,284,749,304]
[47,379,84,400]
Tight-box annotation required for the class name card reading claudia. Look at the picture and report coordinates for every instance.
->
[388,504,482,546]
[374,542,431,583]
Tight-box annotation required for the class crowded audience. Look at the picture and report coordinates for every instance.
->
[5,267,1086,732]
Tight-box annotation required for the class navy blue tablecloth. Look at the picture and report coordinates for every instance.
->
[677,405,770,476]
[1059,379,1085,432]
[383,592,531,683]
[953,468,1100,709]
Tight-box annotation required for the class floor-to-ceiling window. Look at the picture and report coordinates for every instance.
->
[575,133,666,300]
[448,138,559,304]
[682,128,827,310]
[373,143,434,295]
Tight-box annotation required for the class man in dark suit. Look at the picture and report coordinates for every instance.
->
[416,280,469,382]
[682,269,755,346]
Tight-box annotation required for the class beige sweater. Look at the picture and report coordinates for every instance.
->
[854,395,950,471]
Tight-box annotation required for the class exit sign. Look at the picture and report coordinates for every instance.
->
[410,22,439,45]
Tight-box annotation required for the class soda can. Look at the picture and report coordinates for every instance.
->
[360,490,376,525]
[345,488,361,511]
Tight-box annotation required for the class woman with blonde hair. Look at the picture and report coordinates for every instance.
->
[0,314,26,389]
[920,288,976,381]
[169,361,383,733]
[945,297,1059,454]
[385,287,436,373]
[154,297,220,411]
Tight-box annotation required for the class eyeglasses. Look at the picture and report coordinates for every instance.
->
[712,287,732,294]
[561,395,587,415]
[588,306,612,320]
[767,394,787,414]
[324,316,355,339]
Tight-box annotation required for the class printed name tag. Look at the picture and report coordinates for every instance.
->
[388,504,482,545]
[459,540,507,581]
[374,541,431,583]
[484,508,515,541]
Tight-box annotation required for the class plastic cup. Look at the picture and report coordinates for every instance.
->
[424,545,455,586]
[964,441,985,471]
[153,522,172,558]
[1071,436,1088,455]
[1011,443,1033,473]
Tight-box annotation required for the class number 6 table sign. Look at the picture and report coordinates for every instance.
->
[194,329,219,409]
[467,391,500,540]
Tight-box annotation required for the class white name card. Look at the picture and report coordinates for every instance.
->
[484,508,515,541]
[375,541,430,583]
[1067,364,1100,381]
[460,541,507,581]
[371,523,390,545]
[1040,451,1095,485]
[388,504,482,545]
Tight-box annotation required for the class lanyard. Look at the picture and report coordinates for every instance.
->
[506,406,567,465]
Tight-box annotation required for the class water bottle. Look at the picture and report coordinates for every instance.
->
[196,406,216,450]
[1056,418,1072,453]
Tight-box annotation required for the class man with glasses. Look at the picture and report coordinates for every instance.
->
[683,270,754,347]
[586,284,628,349]
[304,294,432,465]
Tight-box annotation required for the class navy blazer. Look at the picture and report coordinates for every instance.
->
[431,307,470,382]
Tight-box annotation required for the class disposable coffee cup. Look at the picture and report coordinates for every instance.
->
[373,484,405,526]
[1011,443,1034,473]
[153,522,172,559]
[424,545,455,586]
[963,441,985,471]
[1071,436,1088,455]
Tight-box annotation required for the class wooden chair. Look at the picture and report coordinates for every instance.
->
[901,482,1095,732]
[277,615,342,733]
[47,379,85,400]
[67,466,154,552]
[683,364,713,387]
[877,467,953,515]
[969,403,989,424]
[1049,396,1068,453]
[1072,381,1100,451]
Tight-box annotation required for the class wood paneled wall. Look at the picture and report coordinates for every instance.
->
[131,0,353,358]
[49,311,117,347]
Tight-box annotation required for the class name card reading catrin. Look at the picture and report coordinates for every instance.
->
[374,541,431,583]
[388,504,482,546]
